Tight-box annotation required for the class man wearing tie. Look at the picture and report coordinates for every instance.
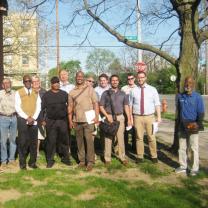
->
[15,75,41,170]
[129,71,161,163]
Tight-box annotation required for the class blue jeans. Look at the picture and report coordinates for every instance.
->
[0,115,17,163]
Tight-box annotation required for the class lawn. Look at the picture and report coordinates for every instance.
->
[0,152,207,208]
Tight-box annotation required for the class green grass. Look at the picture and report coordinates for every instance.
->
[0,154,208,208]
[161,112,175,121]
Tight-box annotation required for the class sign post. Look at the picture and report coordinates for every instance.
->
[135,61,147,72]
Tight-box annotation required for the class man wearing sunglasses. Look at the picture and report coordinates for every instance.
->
[15,75,41,170]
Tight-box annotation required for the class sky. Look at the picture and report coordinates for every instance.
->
[9,0,181,72]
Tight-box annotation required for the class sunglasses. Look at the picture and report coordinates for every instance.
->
[87,80,95,83]
[24,80,32,83]
[128,77,135,80]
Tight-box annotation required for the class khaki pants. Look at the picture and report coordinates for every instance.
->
[178,132,199,172]
[134,115,157,159]
[104,115,126,162]
[75,123,95,165]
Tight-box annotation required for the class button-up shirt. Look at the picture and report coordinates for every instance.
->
[121,84,137,95]
[0,90,16,115]
[60,81,75,94]
[129,83,161,115]
[95,85,110,101]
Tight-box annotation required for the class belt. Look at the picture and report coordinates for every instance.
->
[0,112,16,117]
[133,113,154,116]
[109,113,123,116]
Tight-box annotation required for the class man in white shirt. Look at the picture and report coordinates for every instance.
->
[121,73,137,152]
[15,75,41,170]
[129,71,161,163]
[95,73,110,101]
[59,69,75,93]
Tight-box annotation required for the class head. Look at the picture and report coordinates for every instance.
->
[86,76,95,87]
[32,75,41,91]
[127,73,135,86]
[184,76,194,94]
[50,76,60,91]
[23,75,32,89]
[137,71,147,87]
[75,71,85,86]
[110,74,119,89]
[59,69,69,83]
[99,73,109,88]
[2,78,12,93]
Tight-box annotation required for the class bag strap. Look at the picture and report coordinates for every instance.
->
[107,90,117,121]
[73,86,88,102]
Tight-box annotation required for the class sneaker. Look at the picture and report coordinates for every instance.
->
[46,161,55,168]
[190,170,199,176]
[122,160,128,166]
[175,167,186,174]
[136,158,144,164]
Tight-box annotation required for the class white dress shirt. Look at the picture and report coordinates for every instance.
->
[129,83,161,115]
[60,81,75,94]
[95,85,110,101]
[15,87,41,121]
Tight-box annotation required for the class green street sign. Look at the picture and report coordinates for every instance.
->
[124,36,138,41]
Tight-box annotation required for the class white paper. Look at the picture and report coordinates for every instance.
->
[126,126,132,131]
[85,110,101,124]
[152,122,159,134]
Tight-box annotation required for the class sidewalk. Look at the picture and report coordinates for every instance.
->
[157,119,208,165]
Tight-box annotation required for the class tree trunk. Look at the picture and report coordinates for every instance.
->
[171,3,199,152]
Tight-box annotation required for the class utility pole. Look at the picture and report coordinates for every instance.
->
[205,0,208,94]
[0,0,8,88]
[56,0,60,74]
[137,0,142,62]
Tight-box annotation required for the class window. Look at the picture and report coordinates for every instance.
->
[4,55,12,65]
[22,55,29,65]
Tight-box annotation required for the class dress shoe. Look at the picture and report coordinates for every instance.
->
[86,164,93,171]
[152,158,158,164]
[78,163,86,169]
[20,166,27,170]
[46,161,55,168]
[29,164,38,169]
[61,160,72,166]
[136,158,144,164]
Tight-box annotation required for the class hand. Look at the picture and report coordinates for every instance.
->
[107,115,113,123]
[41,121,46,126]
[69,121,75,129]
[27,117,35,125]
[93,117,99,125]
[157,117,162,124]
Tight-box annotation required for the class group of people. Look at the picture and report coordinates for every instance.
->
[0,69,205,176]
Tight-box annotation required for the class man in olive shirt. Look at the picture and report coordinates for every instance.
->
[68,71,99,171]
[100,74,131,165]
[0,78,17,170]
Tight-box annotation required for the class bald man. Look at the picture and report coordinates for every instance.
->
[175,76,205,176]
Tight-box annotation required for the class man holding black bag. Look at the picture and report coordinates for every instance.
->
[100,75,131,165]
[175,76,205,176]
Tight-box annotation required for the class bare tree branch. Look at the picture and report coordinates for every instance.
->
[83,0,177,66]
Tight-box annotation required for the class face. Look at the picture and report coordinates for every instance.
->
[59,70,69,83]
[127,75,135,86]
[86,77,95,87]
[32,78,40,90]
[110,76,119,89]
[76,72,85,85]
[23,76,32,89]
[51,82,60,90]
[137,72,147,87]
[99,77,108,88]
[184,77,194,94]
[2,79,11,92]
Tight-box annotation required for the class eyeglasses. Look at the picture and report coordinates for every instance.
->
[128,77,135,80]
[24,80,32,83]
[87,80,95,83]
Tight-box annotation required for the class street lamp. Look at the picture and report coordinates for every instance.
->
[0,0,8,88]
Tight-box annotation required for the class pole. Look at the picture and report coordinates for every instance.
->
[205,0,208,94]
[0,13,3,88]
[137,0,142,62]
[56,0,60,74]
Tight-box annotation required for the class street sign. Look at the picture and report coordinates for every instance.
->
[124,36,138,41]
[135,62,147,72]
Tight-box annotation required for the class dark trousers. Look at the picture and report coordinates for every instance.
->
[17,117,38,168]
[45,119,70,164]
[75,123,95,165]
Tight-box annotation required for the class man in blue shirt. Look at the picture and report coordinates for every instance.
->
[175,76,205,176]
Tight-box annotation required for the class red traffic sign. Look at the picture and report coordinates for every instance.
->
[135,62,147,72]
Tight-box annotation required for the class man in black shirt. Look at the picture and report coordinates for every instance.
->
[41,76,71,168]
